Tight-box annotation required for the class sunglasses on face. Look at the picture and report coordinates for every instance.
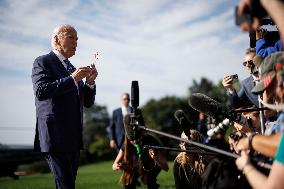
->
[123,98,130,101]
[243,60,254,66]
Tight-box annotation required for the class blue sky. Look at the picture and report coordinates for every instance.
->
[0,0,250,145]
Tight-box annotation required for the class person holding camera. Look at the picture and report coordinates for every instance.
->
[256,28,283,58]
[235,52,284,189]
[222,48,259,108]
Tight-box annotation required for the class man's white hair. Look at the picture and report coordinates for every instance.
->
[51,24,76,50]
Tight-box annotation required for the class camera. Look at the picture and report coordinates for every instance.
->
[229,133,243,141]
[230,74,238,83]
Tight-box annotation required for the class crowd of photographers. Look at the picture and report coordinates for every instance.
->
[213,0,284,188]
[110,1,284,189]
[174,0,284,188]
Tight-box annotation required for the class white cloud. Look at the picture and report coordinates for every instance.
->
[0,0,250,145]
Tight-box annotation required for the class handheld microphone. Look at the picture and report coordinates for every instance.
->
[174,110,194,137]
[128,81,143,157]
[131,81,139,115]
[188,93,249,126]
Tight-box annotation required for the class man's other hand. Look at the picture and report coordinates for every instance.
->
[71,67,90,82]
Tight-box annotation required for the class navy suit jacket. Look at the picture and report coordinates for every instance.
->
[109,107,133,149]
[32,51,96,153]
[229,76,259,108]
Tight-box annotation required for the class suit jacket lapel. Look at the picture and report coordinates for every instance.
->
[49,51,70,77]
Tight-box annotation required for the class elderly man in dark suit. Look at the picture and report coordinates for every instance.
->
[31,24,98,189]
[108,93,133,151]
[222,48,259,108]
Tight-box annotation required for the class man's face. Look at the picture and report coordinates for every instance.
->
[121,94,130,107]
[57,29,78,58]
[243,53,256,74]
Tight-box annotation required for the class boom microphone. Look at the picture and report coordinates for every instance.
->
[188,93,248,125]
[174,110,194,137]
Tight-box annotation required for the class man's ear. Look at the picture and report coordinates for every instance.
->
[54,35,62,48]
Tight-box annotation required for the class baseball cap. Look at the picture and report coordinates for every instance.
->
[251,52,284,94]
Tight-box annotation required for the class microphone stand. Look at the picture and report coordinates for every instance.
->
[234,107,269,113]
[138,126,272,170]
[143,145,218,155]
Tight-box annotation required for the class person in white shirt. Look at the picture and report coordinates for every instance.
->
[108,93,133,151]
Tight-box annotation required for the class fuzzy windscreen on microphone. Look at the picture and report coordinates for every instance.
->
[188,93,223,118]
[123,113,144,141]
[123,114,135,141]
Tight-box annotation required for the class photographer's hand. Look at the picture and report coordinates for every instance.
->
[222,75,235,92]
[235,137,250,154]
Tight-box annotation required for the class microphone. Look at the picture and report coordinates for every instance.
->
[127,81,144,157]
[188,93,248,126]
[174,110,194,137]
[131,81,139,114]
[124,113,136,141]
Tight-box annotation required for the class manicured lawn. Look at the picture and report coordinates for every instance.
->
[0,161,175,189]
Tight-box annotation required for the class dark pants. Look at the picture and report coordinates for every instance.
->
[45,152,80,189]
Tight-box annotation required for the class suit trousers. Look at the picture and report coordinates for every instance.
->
[44,152,80,189]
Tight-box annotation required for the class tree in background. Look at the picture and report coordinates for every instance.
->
[82,104,112,163]
[189,77,228,104]
[141,77,229,152]
[142,96,198,152]
[81,77,230,163]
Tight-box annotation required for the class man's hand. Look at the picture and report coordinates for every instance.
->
[234,122,252,134]
[235,137,250,154]
[148,149,169,172]
[256,28,267,40]
[238,0,251,16]
[222,75,235,91]
[235,150,252,172]
[112,162,124,171]
[71,67,91,82]
[228,136,240,153]
[86,63,98,85]
[110,140,117,149]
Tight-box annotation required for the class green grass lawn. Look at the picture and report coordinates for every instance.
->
[0,161,175,189]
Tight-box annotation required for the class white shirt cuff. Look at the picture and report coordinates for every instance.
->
[86,83,95,89]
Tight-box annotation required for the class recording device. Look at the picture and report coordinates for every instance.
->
[188,93,249,126]
[230,74,238,84]
[174,110,194,138]
[229,133,243,141]
[207,119,231,139]
[129,81,144,157]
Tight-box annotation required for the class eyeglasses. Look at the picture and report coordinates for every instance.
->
[123,98,130,101]
[243,60,254,66]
